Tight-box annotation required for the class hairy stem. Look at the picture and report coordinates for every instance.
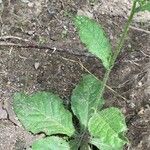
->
[98,1,137,101]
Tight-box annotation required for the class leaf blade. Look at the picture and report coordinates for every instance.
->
[13,92,75,136]
[135,0,150,12]
[32,136,70,150]
[90,138,113,150]
[74,15,112,69]
[88,107,128,149]
[71,75,104,127]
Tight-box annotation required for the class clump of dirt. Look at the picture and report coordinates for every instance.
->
[0,0,150,149]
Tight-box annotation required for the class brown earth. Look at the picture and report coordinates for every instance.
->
[0,0,150,150]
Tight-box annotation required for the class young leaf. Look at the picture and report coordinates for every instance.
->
[71,75,104,128]
[32,136,70,150]
[88,107,128,150]
[74,15,112,69]
[135,2,150,12]
[13,92,75,136]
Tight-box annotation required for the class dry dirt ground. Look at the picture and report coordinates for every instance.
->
[0,0,150,150]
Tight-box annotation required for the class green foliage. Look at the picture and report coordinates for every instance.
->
[136,2,150,12]
[12,1,140,149]
[88,108,128,150]
[12,0,143,148]
[74,16,112,70]
[134,0,150,12]
[11,0,143,149]
[71,75,104,127]
[90,138,113,150]
[32,136,70,150]
[13,92,75,136]
[13,75,127,150]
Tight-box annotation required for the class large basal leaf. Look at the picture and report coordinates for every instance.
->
[71,74,104,127]
[32,136,70,150]
[74,15,112,69]
[13,92,75,136]
[88,107,128,150]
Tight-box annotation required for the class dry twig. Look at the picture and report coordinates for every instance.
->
[0,42,93,58]
[130,26,150,34]
[0,36,30,42]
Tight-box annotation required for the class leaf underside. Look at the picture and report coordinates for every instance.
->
[13,92,75,136]
[32,136,70,150]
[71,74,104,127]
[88,107,128,150]
[74,15,112,69]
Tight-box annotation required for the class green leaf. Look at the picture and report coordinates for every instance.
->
[13,92,75,136]
[32,136,70,150]
[69,139,79,150]
[134,0,148,4]
[80,144,92,150]
[90,138,113,150]
[69,139,92,150]
[88,107,128,150]
[88,146,92,150]
[135,2,150,12]
[71,74,104,128]
[74,15,112,69]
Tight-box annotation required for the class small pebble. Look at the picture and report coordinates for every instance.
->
[21,0,29,3]
[129,102,135,108]
[27,31,35,35]
[28,2,34,8]
[34,62,40,70]
[138,81,142,87]
[138,107,145,115]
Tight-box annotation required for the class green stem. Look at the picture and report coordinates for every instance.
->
[111,1,137,67]
[98,1,137,100]
[78,1,137,148]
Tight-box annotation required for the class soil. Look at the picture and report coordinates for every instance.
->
[0,0,150,150]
